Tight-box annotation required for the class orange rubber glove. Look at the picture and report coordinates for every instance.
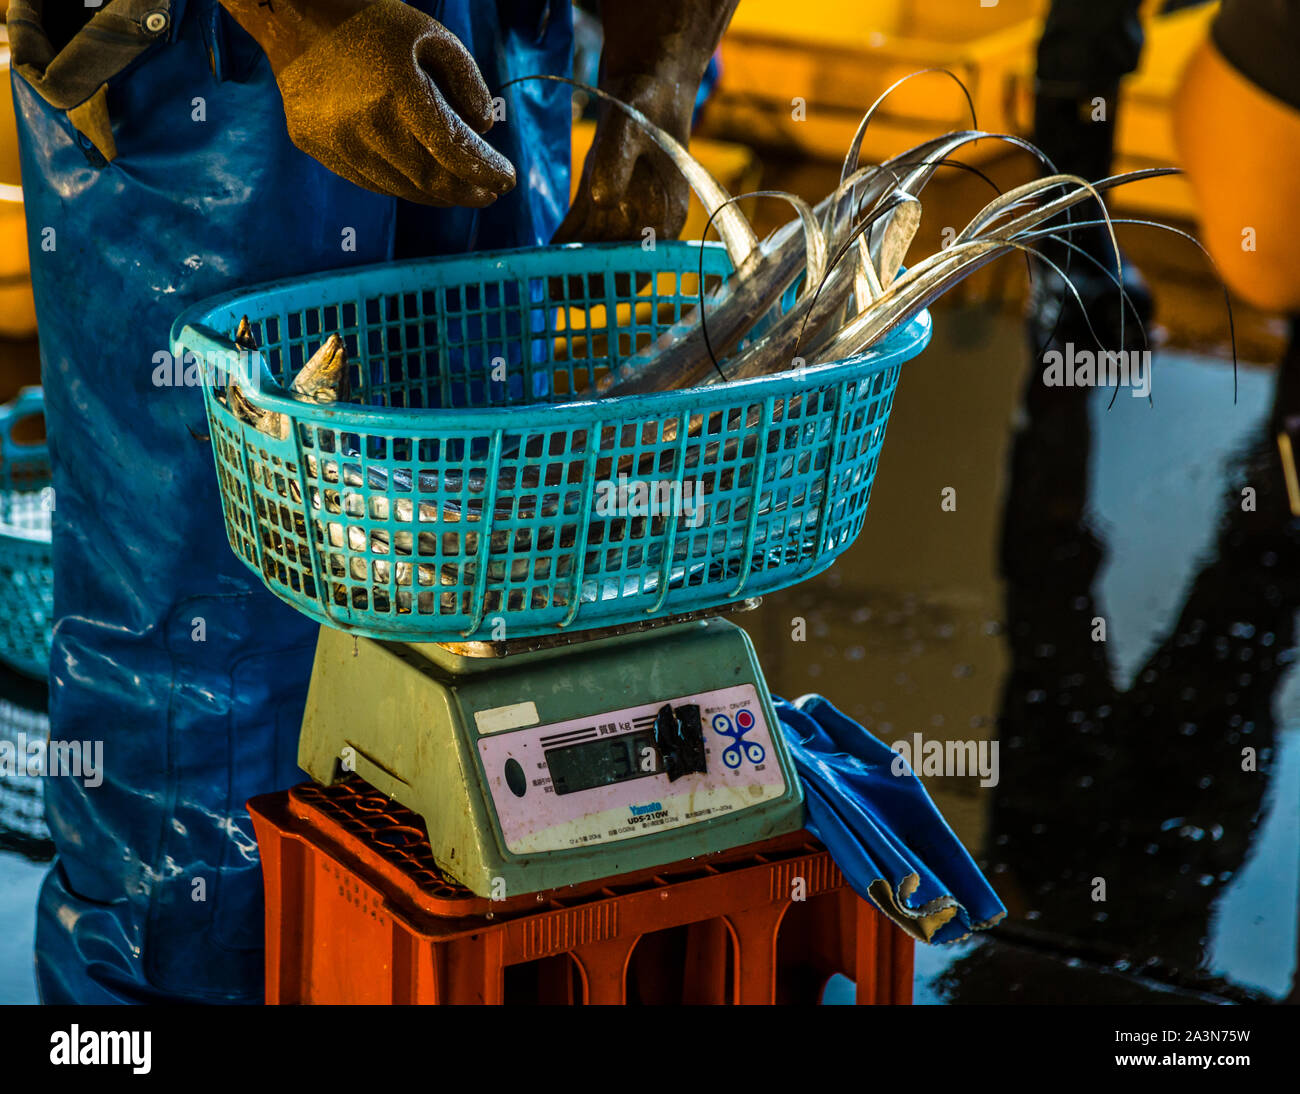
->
[221,0,515,207]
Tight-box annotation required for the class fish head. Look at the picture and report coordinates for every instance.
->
[292,333,351,404]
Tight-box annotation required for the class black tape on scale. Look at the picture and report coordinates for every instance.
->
[653,702,707,781]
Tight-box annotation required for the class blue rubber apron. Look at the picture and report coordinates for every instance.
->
[9,0,571,1004]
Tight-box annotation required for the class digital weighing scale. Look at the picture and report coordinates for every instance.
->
[299,604,804,898]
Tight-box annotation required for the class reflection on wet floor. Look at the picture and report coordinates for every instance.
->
[0,334,47,1004]
[0,693,51,859]
[748,304,1299,1004]
[0,658,50,1005]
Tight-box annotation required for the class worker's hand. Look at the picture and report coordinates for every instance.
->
[552,75,694,245]
[551,2,739,245]
[235,0,515,207]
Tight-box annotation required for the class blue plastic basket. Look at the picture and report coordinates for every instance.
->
[0,387,53,679]
[172,242,930,641]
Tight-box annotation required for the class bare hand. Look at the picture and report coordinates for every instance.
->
[553,76,693,245]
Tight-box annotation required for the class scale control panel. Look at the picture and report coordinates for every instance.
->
[475,683,787,854]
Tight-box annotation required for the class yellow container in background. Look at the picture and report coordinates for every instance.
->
[0,24,20,185]
[1107,2,1218,219]
[704,0,1213,223]
[0,23,36,339]
[702,0,1045,165]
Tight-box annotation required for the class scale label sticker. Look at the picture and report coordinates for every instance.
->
[474,700,540,735]
[477,683,786,854]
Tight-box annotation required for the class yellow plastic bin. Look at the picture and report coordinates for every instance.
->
[702,0,1045,164]
[1107,2,1219,219]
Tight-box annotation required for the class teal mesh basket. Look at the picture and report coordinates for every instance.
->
[172,242,930,641]
[0,387,53,679]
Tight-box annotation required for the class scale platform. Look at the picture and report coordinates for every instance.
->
[299,612,804,898]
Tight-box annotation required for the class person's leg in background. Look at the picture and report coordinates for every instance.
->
[7,0,572,1003]
[1029,0,1150,346]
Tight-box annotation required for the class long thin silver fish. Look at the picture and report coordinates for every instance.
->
[597,144,940,397]
[597,127,998,399]
[607,130,1056,397]
[723,168,1157,383]
[711,190,917,385]
[831,69,979,309]
[704,134,1052,386]
[813,170,1175,364]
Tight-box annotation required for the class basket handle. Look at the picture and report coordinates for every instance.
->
[0,386,46,460]
[172,321,288,403]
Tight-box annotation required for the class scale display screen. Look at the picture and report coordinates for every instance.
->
[546,730,660,796]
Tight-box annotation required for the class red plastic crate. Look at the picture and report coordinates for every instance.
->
[249,778,914,1005]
